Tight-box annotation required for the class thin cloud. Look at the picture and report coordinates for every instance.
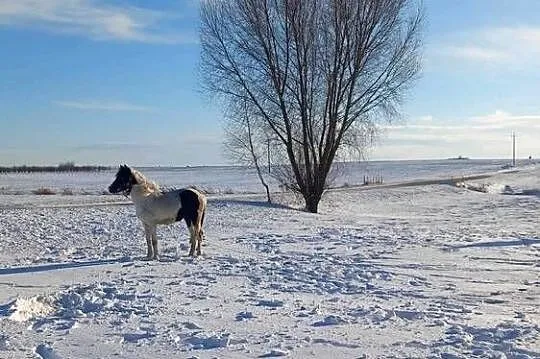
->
[55,100,155,112]
[435,26,540,67]
[416,115,433,123]
[0,0,197,44]
[74,143,162,151]
[386,111,540,131]
[438,45,509,62]
[379,111,540,159]
[471,110,540,126]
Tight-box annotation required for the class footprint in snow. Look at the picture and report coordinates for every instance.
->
[122,331,156,343]
[235,311,256,321]
[35,343,63,359]
[259,349,289,357]
[256,299,284,308]
[183,333,230,350]
[0,334,9,350]
[312,315,349,327]
[182,321,203,330]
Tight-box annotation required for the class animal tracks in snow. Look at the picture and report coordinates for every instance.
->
[0,166,538,358]
[3,225,536,358]
[34,343,63,359]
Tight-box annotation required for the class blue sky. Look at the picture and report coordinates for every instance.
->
[0,0,539,166]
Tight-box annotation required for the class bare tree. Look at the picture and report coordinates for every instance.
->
[201,0,423,212]
[224,100,272,203]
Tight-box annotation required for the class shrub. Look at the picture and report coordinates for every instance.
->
[33,187,56,195]
[61,188,74,195]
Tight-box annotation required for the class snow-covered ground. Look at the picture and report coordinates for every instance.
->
[0,159,524,196]
[0,164,538,358]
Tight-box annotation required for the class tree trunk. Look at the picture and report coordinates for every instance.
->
[254,160,272,203]
[304,190,322,213]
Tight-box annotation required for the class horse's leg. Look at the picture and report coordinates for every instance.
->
[150,225,159,260]
[188,225,196,257]
[195,226,202,256]
[195,209,204,256]
[143,223,153,260]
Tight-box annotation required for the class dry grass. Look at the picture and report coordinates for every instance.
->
[33,187,56,195]
[61,188,74,195]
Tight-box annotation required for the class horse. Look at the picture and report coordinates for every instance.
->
[108,165,207,259]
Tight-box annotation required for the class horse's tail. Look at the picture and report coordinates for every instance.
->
[199,206,206,240]
[196,190,207,240]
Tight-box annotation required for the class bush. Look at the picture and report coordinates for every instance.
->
[33,187,56,195]
[61,188,74,195]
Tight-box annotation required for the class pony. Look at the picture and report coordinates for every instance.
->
[108,165,207,259]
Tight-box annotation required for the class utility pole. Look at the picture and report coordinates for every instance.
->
[512,132,516,167]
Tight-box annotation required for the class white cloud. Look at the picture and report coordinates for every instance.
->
[416,115,433,123]
[470,110,540,127]
[377,111,540,159]
[0,0,196,44]
[55,100,155,112]
[438,45,509,62]
[435,26,540,68]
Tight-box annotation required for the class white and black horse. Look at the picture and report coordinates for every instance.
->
[108,165,207,259]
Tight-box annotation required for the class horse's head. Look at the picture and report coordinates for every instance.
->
[108,164,137,195]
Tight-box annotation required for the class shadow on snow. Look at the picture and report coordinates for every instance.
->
[445,238,540,250]
[0,256,132,276]
[209,198,297,210]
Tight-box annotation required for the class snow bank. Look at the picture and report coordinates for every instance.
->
[456,165,539,196]
[8,297,54,322]
[2,282,161,333]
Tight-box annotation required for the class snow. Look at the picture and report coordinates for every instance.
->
[5,297,54,322]
[35,343,63,359]
[0,159,521,196]
[0,163,538,358]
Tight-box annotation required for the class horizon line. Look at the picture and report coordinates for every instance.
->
[0,157,527,169]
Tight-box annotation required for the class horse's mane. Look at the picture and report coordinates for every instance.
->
[130,168,161,194]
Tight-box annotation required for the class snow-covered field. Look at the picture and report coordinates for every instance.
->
[0,163,538,358]
[0,159,521,196]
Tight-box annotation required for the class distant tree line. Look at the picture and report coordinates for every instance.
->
[0,162,111,173]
